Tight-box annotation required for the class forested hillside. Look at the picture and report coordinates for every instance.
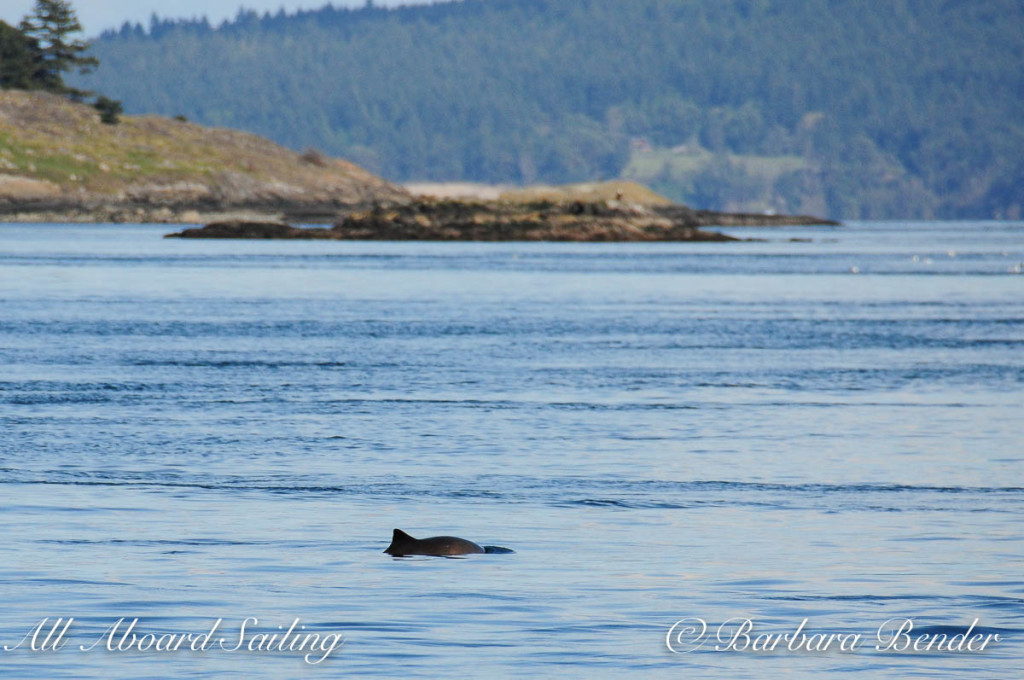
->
[74,0,1024,219]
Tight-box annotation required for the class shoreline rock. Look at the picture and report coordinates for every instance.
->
[328,199,739,241]
[166,220,321,239]
[0,197,399,224]
[165,199,837,241]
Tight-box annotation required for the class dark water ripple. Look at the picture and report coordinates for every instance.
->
[2,469,1021,515]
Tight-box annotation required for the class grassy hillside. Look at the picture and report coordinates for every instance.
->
[0,90,407,216]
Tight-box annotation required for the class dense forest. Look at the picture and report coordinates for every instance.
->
[72,0,1024,218]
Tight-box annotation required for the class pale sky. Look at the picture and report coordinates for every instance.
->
[1,0,439,37]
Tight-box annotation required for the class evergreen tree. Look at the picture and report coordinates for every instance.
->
[0,20,43,89]
[19,0,97,97]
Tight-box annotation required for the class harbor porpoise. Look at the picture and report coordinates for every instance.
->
[384,529,513,557]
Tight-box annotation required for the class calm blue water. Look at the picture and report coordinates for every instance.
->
[1,221,1022,678]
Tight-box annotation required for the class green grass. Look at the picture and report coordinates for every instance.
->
[0,118,223,189]
[0,132,94,184]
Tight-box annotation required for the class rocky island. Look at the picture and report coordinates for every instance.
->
[167,200,742,241]
[2,90,836,237]
[167,199,834,241]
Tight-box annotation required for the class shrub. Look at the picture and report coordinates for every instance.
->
[93,95,123,124]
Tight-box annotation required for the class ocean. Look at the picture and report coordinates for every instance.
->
[1,221,1021,678]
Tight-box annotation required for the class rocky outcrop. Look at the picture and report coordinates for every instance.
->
[329,199,739,241]
[166,199,750,241]
[165,220,329,239]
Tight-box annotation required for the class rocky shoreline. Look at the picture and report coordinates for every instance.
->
[165,199,837,242]
[0,196,387,224]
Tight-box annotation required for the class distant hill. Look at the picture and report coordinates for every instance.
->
[0,90,408,222]
[73,0,1024,219]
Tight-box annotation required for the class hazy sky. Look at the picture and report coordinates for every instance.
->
[1,0,439,37]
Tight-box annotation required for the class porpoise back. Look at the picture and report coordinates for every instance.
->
[384,529,486,557]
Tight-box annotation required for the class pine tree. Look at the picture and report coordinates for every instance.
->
[0,21,43,89]
[18,0,97,97]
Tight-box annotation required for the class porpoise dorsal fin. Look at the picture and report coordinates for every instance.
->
[385,528,418,555]
[393,528,415,542]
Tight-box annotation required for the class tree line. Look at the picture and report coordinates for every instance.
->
[69,0,1024,217]
[1,0,121,122]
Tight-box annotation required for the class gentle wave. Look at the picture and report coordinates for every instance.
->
[3,473,1020,505]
